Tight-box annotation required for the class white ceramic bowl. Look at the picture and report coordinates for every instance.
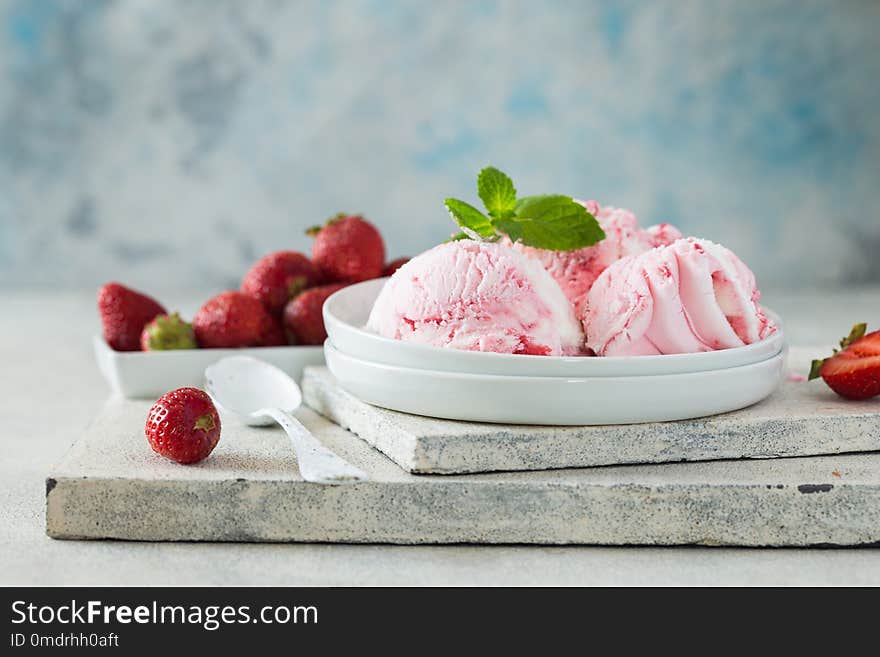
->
[324,278,786,377]
[94,336,325,399]
[324,340,786,425]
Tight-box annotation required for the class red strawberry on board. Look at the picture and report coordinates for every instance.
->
[283,283,346,346]
[98,282,166,351]
[240,250,322,316]
[809,323,880,400]
[145,387,221,464]
[193,291,280,348]
[308,214,385,283]
[382,257,410,277]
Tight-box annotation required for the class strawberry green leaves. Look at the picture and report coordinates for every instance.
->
[444,166,605,251]
[809,322,868,380]
[839,323,867,350]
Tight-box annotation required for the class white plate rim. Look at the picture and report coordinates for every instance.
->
[324,338,786,385]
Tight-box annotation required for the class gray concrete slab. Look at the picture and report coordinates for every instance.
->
[302,348,880,474]
[48,397,880,546]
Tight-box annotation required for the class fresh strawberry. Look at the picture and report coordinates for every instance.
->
[240,250,322,315]
[145,387,221,464]
[260,314,288,347]
[283,283,346,345]
[140,313,198,351]
[193,291,279,348]
[98,282,166,351]
[809,323,880,400]
[308,214,385,283]
[382,257,410,277]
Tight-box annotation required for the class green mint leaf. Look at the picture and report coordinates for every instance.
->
[444,198,496,239]
[446,232,471,242]
[477,166,517,219]
[513,194,560,215]
[497,196,605,251]
[514,195,575,218]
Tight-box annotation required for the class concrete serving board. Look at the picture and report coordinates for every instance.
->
[47,398,880,546]
[302,347,880,474]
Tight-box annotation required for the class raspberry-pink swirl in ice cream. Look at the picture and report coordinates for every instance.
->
[511,201,682,314]
[366,240,584,356]
[582,237,775,356]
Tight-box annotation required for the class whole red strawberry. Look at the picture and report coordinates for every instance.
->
[283,283,346,345]
[261,314,288,347]
[140,312,198,351]
[193,291,280,348]
[145,387,221,464]
[809,323,880,400]
[98,282,166,351]
[240,250,322,315]
[382,257,410,277]
[308,214,385,283]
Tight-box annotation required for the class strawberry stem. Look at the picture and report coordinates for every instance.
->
[306,213,358,237]
[839,323,867,350]
[194,414,216,432]
[810,322,871,380]
[324,212,348,225]
[287,275,307,299]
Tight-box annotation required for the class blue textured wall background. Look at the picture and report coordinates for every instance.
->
[1,0,878,291]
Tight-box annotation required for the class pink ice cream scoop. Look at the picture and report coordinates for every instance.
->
[644,222,683,247]
[366,240,584,356]
[511,200,682,314]
[583,237,775,356]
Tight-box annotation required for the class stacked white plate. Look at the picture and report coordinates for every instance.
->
[323,279,787,425]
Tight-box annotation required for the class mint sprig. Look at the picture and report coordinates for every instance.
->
[444,198,496,240]
[477,166,517,220]
[444,166,605,251]
[495,197,605,251]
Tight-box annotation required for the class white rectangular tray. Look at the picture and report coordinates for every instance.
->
[94,336,324,398]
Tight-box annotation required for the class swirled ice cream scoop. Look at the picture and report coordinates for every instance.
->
[511,200,682,314]
[366,240,584,356]
[583,237,775,356]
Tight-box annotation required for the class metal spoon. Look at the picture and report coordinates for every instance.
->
[205,355,368,485]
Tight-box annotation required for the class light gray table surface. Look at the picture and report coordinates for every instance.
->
[3,287,880,586]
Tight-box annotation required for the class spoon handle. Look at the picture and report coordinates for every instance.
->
[265,408,368,485]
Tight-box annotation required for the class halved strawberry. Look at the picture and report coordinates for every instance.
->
[809,323,880,400]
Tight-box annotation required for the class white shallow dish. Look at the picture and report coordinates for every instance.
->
[94,336,325,399]
[324,278,786,377]
[324,339,786,425]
